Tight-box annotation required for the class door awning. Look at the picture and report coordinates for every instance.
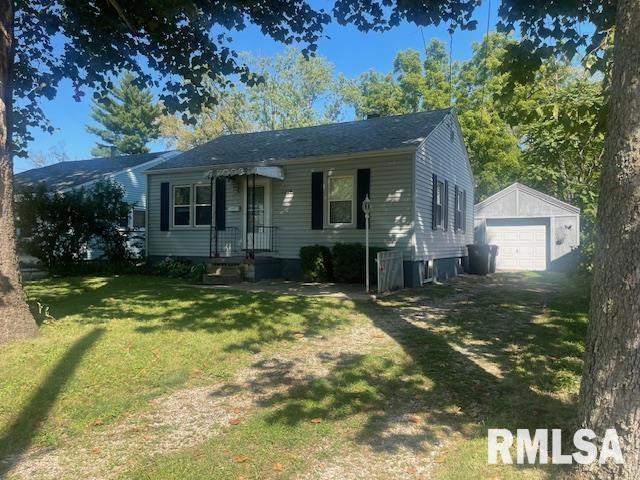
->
[205,166,284,180]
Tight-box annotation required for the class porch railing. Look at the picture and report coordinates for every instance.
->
[209,225,241,257]
[245,225,278,257]
[209,225,278,257]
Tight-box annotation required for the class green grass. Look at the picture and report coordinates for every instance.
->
[0,276,362,463]
[0,272,590,479]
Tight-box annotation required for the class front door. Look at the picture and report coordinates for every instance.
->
[244,177,272,252]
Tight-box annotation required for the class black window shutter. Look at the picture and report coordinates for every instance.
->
[160,182,169,231]
[462,189,467,232]
[444,180,449,231]
[311,171,324,230]
[454,185,459,231]
[431,174,438,230]
[215,177,226,230]
[356,168,371,229]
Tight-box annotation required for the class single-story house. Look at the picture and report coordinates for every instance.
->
[15,150,179,258]
[474,183,580,271]
[145,108,474,287]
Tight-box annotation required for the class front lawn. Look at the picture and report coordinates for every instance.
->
[0,273,589,479]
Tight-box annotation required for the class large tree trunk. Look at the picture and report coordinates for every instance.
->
[578,0,640,477]
[0,0,38,345]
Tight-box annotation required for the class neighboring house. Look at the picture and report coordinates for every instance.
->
[145,108,474,286]
[474,183,580,271]
[15,150,180,258]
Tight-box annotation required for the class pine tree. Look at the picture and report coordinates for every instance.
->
[87,72,162,157]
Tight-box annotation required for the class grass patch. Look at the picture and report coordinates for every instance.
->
[0,272,589,479]
[0,275,362,464]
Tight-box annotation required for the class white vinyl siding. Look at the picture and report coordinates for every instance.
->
[147,172,241,258]
[414,115,474,260]
[146,152,415,259]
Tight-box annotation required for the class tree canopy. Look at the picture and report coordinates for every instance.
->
[87,72,162,157]
[161,48,343,149]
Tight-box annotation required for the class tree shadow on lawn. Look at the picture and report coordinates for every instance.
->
[26,275,356,353]
[244,273,588,471]
[0,328,105,476]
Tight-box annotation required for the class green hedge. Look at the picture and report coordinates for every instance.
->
[332,243,388,284]
[299,245,333,281]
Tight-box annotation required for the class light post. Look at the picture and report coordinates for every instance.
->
[362,194,371,293]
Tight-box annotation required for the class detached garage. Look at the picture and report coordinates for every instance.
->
[474,183,580,272]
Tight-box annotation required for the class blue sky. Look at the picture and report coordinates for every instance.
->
[15,1,500,174]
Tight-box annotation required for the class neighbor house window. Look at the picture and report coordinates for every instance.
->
[132,209,146,229]
[328,175,353,224]
[435,180,444,228]
[195,185,212,226]
[173,185,191,226]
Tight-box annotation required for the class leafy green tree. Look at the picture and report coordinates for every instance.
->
[519,68,606,270]
[453,34,523,200]
[340,70,404,118]
[421,39,453,109]
[160,89,254,150]
[16,179,132,270]
[0,0,332,343]
[161,49,344,149]
[246,48,343,130]
[87,72,162,156]
[344,35,522,201]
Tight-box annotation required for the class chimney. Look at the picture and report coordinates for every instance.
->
[110,146,117,157]
[366,113,381,119]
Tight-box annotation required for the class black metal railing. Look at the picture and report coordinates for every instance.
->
[209,225,241,257]
[245,225,278,257]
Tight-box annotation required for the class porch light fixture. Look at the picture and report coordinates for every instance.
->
[362,194,371,293]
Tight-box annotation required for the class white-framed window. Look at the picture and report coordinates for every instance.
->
[435,180,444,228]
[173,185,191,226]
[194,184,212,226]
[454,187,466,232]
[328,175,354,225]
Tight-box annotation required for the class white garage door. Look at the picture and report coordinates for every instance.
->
[486,224,547,271]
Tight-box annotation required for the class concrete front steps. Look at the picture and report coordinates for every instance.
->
[202,258,244,285]
[201,256,281,285]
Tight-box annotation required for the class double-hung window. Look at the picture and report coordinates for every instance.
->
[194,185,212,226]
[454,187,466,232]
[435,180,444,228]
[328,175,353,224]
[173,185,191,226]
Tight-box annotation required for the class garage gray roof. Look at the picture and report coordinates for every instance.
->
[16,151,171,191]
[149,108,453,171]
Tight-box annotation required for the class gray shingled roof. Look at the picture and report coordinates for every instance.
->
[15,151,171,191]
[149,108,453,171]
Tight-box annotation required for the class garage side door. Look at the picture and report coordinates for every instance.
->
[486,224,547,271]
